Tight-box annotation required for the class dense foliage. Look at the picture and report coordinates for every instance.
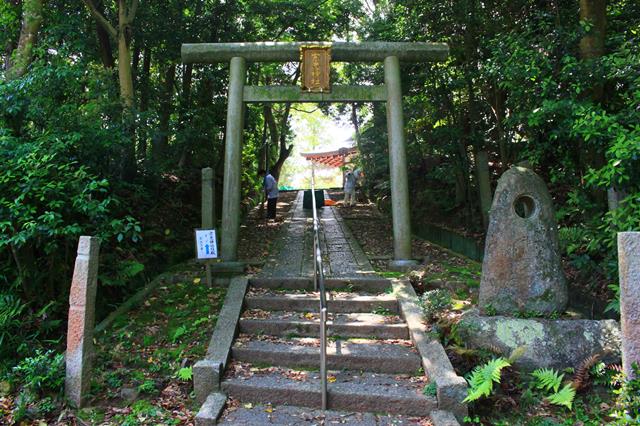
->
[350,0,640,293]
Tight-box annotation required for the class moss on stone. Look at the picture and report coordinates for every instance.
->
[496,319,545,348]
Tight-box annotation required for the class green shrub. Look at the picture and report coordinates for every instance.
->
[611,364,640,424]
[11,350,64,395]
[419,289,452,319]
[10,350,64,421]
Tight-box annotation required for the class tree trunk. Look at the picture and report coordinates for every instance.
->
[579,0,610,208]
[6,0,43,80]
[474,149,493,229]
[579,0,606,60]
[152,63,176,167]
[258,118,268,172]
[488,85,508,169]
[117,13,136,179]
[82,0,138,179]
[137,46,151,161]
[178,63,194,168]
[95,0,114,69]
[131,40,141,86]
[117,3,134,111]
[270,103,293,181]
[96,27,114,68]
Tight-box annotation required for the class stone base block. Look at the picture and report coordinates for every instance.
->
[430,410,461,426]
[388,259,420,272]
[194,360,222,405]
[209,261,245,274]
[435,375,468,420]
[458,309,621,370]
[195,392,227,426]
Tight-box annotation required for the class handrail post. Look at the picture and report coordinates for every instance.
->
[310,167,328,410]
[320,307,328,410]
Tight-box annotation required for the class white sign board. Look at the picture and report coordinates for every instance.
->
[195,229,218,259]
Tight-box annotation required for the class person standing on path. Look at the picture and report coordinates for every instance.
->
[259,169,279,219]
[343,170,357,207]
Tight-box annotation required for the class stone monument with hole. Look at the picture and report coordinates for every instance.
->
[479,165,567,315]
[457,165,621,371]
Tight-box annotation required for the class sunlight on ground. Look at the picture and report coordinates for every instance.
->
[279,107,355,190]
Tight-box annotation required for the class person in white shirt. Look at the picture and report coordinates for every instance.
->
[343,170,357,207]
[259,169,279,219]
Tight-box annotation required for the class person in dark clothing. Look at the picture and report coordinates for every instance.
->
[258,169,278,219]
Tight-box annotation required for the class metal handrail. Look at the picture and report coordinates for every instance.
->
[310,167,328,410]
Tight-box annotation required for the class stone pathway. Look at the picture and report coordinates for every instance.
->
[218,278,437,424]
[198,191,464,425]
[260,191,376,278]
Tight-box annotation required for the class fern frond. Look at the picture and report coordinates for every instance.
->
[547,383,576,409]
[463,357,511,403]
[0,294,25,328]
[608,364,623,373]
[532,368,563,393]
[572,354,600,391]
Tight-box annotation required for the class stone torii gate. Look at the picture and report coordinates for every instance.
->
[181,41,448,269]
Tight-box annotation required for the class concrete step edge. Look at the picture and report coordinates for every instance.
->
[238,318,409,339]
[250,277,391,292]
[221,374,437,416]
[231,340,421,374]
[244,294,399,313]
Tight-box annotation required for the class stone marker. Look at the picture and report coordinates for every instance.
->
[202,167,215,229]
[65,236,100,408]
[202,167,214,287]
[479,166,567,315]
[618,232,640,379]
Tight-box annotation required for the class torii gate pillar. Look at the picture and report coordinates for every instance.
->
[220,57,246,261]
[384,56,416,269]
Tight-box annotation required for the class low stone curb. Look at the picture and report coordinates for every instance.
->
[195,392,227,426]
[430,410,461,426]
[194,276,248,405]
[392,279,468,420]
[94,266,194,334]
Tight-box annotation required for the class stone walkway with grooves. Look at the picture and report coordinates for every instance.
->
[260,191,376,278]
[198,191,463,426]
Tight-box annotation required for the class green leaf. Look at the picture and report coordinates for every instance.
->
[463,358,511,403]
[547,383,576,409]
[121,261,144,278]
[169,325,187,343]
[177,367,192,381]
[531,368,564,392]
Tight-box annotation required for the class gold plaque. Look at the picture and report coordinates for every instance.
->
[300,46,331,93]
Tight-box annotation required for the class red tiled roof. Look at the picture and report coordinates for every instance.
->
[300,147,357,168]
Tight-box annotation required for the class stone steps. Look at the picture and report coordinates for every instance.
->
[217,402,434,425]
[221,368,437,417]
[244,293,399,313]
[196,278,463,425]
[249,277,391,293]
[238,312,409,339]
[231,338,421,374]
